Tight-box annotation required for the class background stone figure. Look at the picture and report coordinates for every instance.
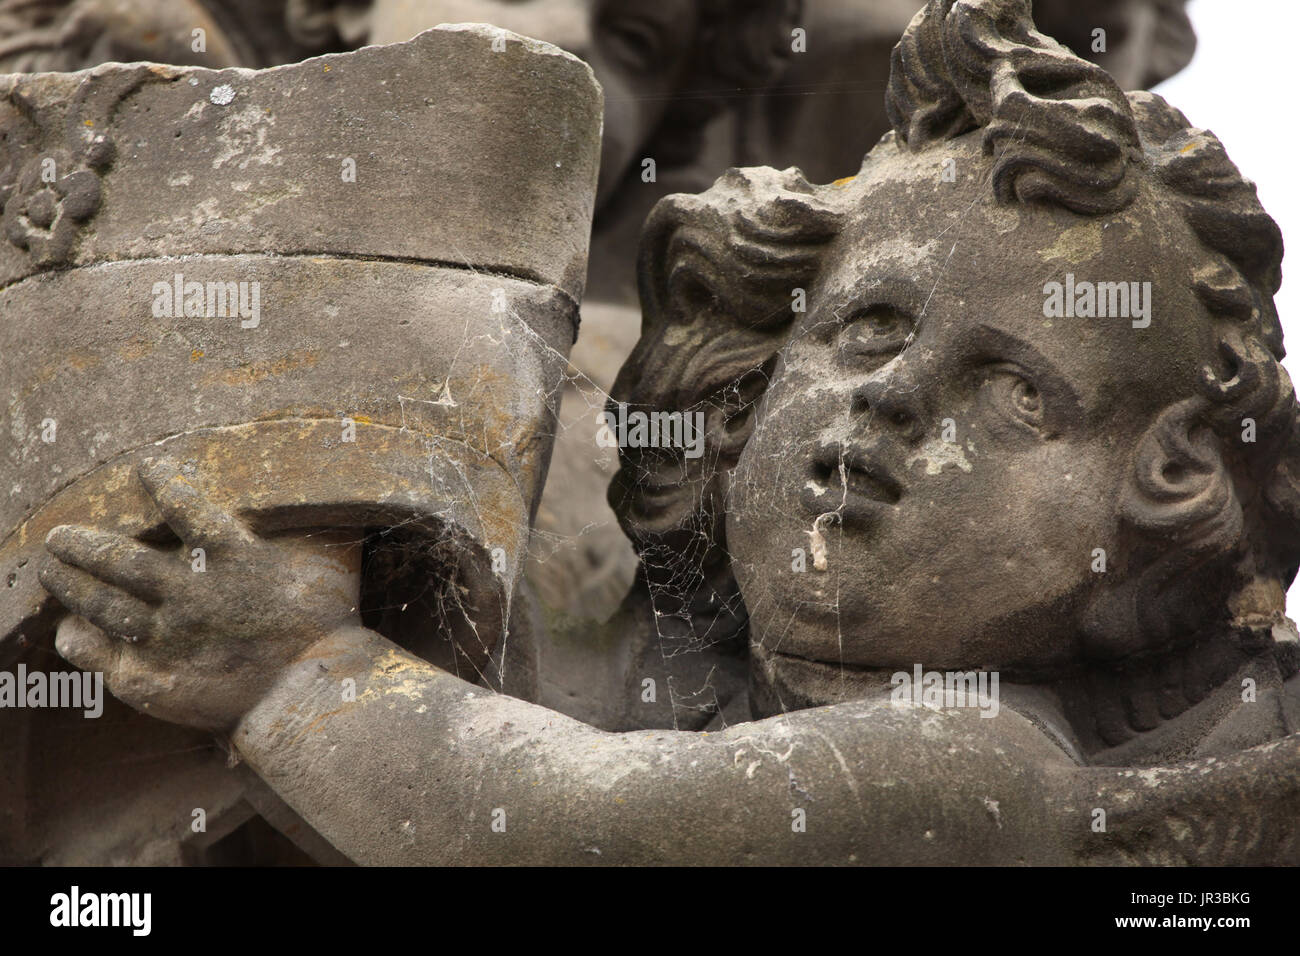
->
[737,0,1196,186]
[27,0,1300,864]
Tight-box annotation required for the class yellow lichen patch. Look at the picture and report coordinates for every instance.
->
[367,647,429,701]
[64,352,99,371]
[191,349,204,361]
[17,349,104,396]
[201,349,321,386]
[663,325,700,348]
[287,706,351,746]
[1228,575,1286,621]
[832,176,856,188]
[117,339,154,361]
[1038,221,1102,264]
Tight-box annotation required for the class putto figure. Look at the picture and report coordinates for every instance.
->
[38,0,1300,864]
[0,0,1204,635]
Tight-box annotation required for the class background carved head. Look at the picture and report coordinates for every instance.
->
[612,0,1298,732]
[284,0,802,211]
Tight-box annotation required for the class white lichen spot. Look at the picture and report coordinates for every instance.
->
[982,796,1002,828]
[209,84,236,106]
[211,106,282,170]
[86,430,114,459]
[908,436,972,475]
[1135,768,1163,787]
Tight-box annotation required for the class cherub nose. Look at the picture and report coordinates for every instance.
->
[851,372,925,443]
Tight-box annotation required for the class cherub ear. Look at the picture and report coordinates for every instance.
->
[1119,397,1241,551]
[1082,398,1244,662]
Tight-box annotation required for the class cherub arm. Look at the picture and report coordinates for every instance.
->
[42,458,1300,865]
[233,623,1079,865]
[232,624,1300,865]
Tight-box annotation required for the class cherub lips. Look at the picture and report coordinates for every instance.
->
[801,451,902,525]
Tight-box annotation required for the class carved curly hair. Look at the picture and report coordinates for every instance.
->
[611,0,1298,689]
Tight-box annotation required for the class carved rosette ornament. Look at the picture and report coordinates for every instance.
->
[0,69,145,266]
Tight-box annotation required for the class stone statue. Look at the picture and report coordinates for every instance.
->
[21,0,1300,864]
[0,0,1203,644]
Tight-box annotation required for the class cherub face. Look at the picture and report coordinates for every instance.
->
[725,137,1215,708]
[368,0,700,207]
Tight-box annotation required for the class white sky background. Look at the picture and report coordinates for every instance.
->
[1152,0,1300,617]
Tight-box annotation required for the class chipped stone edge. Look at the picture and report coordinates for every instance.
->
[0,22,601,98]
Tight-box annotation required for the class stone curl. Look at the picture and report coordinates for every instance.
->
[609,166,843,629]
[885,0,1141,214]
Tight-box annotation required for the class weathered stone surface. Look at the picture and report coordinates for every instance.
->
[176,0,1294,865]
[0,23,600,299]
[8,0,1299,869]
[0,261,570,660]
[1,25,599,658]
[0,23,600,863]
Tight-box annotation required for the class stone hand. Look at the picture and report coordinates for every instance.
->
[39,456,363,731]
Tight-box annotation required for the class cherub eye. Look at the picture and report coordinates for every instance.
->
[598,16,665,72]
[983,365,1044,431]
[864,311,897,333]
[836,304,913,363]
